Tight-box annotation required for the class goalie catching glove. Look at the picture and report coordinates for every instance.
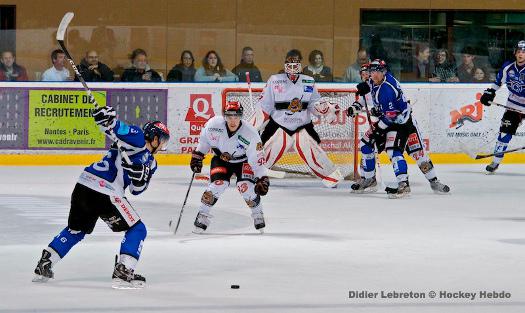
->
[480,88,496,106]
[346,101,362,118]
[254,176,270,196]
[122,162,151,185]
[190,151,205,173]
[92,106,116,129]
[314,97,340,124]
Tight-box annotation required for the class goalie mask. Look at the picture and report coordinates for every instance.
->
[284,49,303,78]
[143,121,170,151]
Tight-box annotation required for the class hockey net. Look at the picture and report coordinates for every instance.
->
[222,87,359,179]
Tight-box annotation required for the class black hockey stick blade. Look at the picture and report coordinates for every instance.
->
[56,12,74,41]
[475,145,525,159]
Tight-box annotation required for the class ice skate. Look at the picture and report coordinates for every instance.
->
[485,162,499,175]
[429,178,450,194]
[112,263,146,289]
[252,212,265,233]
[386,181,410,199]
[32,249,54,283]
[193,212,211,234]
[351,177,377,193]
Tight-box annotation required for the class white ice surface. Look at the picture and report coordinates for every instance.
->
[1,164,525,313]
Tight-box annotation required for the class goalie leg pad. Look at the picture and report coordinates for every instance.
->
[264,128,294,168]
[295,129,341,186]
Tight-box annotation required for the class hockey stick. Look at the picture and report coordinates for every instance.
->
[56,12,131,164]
[361,94,385,188]
[474,145,525,160]
[488,101,525,115]
[169,172,195,235]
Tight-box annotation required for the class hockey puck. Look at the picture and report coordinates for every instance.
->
[231,284,240,289]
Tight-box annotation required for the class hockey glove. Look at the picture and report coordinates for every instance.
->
[92,106,117,128]
[122,162,151,184]
[356,82,371,96]
[370,106,382,118]
[346,101,362,118]
[190,151,205,173]
[480,88,496,106]
[254,176,270,196]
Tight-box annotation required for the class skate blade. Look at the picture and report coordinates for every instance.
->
[432,188,451,195]
[257,228,265,234]
[32,274,50,283]
[388,192,410,199]
[192,227,205,234]
[111,278,145,289]
[351,186,378,194]
[485,171,496,175]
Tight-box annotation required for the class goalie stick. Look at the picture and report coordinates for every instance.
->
[169,172,195,235]
[56,12,131,164]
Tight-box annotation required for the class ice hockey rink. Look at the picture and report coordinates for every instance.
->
[1,163,525,313]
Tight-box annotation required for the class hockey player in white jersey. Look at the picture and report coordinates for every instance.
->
[32,106,170,289]
[254,49,343,187]
[480,40,525,173]
[347,63,450,194]
[190,101,269,233]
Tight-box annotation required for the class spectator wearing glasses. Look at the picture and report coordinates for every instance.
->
[77,50,114,82]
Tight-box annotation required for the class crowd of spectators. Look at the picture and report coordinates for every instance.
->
[0,45,502,83]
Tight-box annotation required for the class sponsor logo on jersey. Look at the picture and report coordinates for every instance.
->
[256,142,263,151]
[237,182,248,193]
[274,79,288,84]
[508,70,516,79]
[449,93,483,128]
[274,84,284,93]
[208,127,223,133]
[302,79,314,83]
[113,197,136,223]
[238,135,250,145]
[304,86,314,93]
[288,98,302,112]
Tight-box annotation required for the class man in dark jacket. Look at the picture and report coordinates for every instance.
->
[232,47,262,82]
[0,50,28,81]
[77,50,114,82]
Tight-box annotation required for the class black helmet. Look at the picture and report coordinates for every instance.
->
[515,40,525,53]
[143,121,170,150]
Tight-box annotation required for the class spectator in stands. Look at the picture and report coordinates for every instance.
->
[42,49,71,81]
[429,49,459,82]
[195,50,238,82]
[343,48,368,82]
[412,43,431,81]
[121,48,162,82]
[167,50,196,82]
[303,50,333,82]
[232,46,262,82]
[472,66,491,83]
[77,50,114,82]
[457,46,477,82]
[0,50,28,81]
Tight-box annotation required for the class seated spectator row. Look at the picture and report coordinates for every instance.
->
[0,45,497,83]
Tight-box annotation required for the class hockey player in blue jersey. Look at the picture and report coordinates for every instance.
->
[480,40,525,174]
[32,106,170,289]
[346,59,416,198]
[347,62,450,194]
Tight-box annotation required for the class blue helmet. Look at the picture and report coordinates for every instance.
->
[515,40,525,53]
[368,59,387,73]
[143,121,170,150]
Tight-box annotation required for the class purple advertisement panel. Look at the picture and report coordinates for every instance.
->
[0,88,27,149]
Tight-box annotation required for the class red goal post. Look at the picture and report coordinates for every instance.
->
[222,87,360,179]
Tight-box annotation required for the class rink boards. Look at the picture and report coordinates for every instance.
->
[0,81,522,164]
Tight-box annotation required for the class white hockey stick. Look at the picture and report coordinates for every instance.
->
[56,12,131,164]
[488,101,525,115]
